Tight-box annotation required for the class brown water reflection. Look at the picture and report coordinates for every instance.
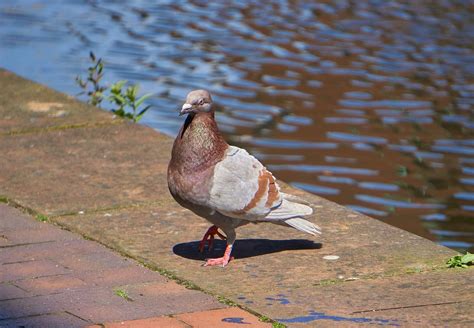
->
[0,0,473,251]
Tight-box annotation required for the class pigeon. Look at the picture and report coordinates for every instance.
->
[167,90,321,267]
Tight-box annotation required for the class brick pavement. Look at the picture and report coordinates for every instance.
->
[0,204,270,327]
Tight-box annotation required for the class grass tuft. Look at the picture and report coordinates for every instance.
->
[36,214,49,222]
[113,288,133,301]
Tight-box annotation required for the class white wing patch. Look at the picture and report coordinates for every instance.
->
[208,146,282,220]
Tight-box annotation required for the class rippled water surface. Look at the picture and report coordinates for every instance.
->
[1,0,473,252]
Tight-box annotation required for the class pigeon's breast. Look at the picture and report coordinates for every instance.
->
[168,160,216,206]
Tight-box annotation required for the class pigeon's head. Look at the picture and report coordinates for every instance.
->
[180,89,213,116]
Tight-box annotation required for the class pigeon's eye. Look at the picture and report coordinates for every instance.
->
[198,99,205,105]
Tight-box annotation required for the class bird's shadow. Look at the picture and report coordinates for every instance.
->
[173,238,322,261]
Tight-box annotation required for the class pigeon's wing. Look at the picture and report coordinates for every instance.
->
[207,146,283,221]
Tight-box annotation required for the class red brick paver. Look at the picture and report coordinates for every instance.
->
[87,316,189,328]
[176,308,272,328]
[0,204,268,327]
[89,308,273,328]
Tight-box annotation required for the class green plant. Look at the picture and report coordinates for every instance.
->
[76,52,107,107]
[446,252,474,268]
[259,316,286,328]
[216,295,238,307]
[36,214,48,222]
[76,52,153,122]
[108,80,153,123]
[113,288,133,301]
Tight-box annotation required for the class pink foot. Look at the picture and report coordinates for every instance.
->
[198,225,226,252]
[204,244,234,267]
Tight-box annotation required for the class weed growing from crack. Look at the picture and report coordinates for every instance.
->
[36,214,49,222]
[113,288,133,301]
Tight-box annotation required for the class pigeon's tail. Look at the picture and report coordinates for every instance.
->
[285,217,321,235]
[264,193,321,235]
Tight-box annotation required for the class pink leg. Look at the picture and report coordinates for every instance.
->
[198,225,226,252]
[204,244,234,267]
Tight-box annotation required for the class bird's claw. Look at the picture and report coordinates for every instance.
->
[203,256,234,267]
[198,225,226,253]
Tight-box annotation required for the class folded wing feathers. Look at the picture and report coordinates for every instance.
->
[209,146,282,219]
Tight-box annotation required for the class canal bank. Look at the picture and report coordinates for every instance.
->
[1,69,473,327]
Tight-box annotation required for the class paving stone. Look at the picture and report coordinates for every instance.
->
[53,249,132,272]
[0,204,39,230]
[0,283,30,300]
[14,275,88,295]
[0,123,173,216]
[0,69,117,134]
[109,281,224,317]
[0,294,61,320]
[0,239,99,265]
[0,287,127,321]
[0,259,70,282]
[1,226,81,245]
[116,281,224,309]
[0,312,88,328]
[73,266,166,287]
[119,281,188,297]
[88,316,189,328]
[175,308,272,328]
[66,286,222,324]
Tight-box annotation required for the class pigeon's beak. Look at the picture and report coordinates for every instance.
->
[180,103,193,116]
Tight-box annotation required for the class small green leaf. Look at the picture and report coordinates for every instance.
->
[135,93,154,108]
[125,85,137,102]
[109,93,126,105]
[461,252,474,264]
[135,105,151,122]
[110,80,127,93]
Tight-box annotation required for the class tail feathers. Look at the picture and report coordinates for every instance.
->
[264,193,321,235]
[285,217,321,235]
[265,198,313,220]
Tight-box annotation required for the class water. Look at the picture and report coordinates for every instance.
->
[1,0,473,252]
